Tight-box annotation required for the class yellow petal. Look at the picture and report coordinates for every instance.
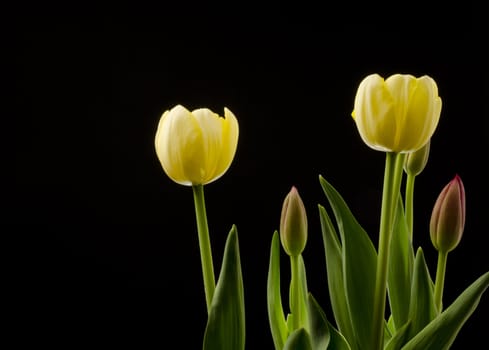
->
[160,105,204,185]
[192,108,224,183]
[384,74,417,150]
[354,74,396,151]
[212,107,239,182]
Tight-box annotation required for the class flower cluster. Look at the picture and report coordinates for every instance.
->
[154,73,488,350]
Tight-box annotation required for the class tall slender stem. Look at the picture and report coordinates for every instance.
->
[290,254,301,331]
[434,251,448,313]
[405,174,416,242]
[372,152,405,350]
[192,184,216,313]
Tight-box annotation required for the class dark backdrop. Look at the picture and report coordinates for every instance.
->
[14,1,488,348]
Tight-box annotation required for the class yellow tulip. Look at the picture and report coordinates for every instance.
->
[155,104,239,186]
[352,73,442,153]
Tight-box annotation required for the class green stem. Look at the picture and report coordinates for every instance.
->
[192,184,216,314]
[372,152,405,350]
[405,174,415,242]
[290,254,301,331]
[434,251,448,313]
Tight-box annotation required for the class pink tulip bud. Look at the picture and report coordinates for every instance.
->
[280,186,308,256]
[430,175,466,253]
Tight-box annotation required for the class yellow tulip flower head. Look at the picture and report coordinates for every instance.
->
[352,73,442,153]
[155,104,239,186]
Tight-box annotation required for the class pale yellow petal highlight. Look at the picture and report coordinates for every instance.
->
[192,108,224,183]
[212,107,239,182]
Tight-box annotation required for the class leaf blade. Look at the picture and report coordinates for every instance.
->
[318,204,355,346]
[284,328,313,350]
[406,248,437,341]
[319,175,377,349]
[203,225,245,350]
[387,196,414,330]
[402,271,489,350]
[307,293,331,350]
[267,231,288,350]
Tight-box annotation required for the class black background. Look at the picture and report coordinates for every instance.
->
[14,1,488,349]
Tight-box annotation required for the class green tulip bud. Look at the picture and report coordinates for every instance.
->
[430,175,466,253]
[280,186,308,256]
[404,140,431,176]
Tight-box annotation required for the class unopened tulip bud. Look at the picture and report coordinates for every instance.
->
[430,175,466,253]
[404,140,431,176]
[280,187,308,256]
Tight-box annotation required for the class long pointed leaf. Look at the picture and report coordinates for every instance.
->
[267,231,288,350]
[318,204,355,346]
[384,321,411,350]
[284,328,313,350]
[407,248,437,340]
[384,319,393,347]
[386,315,395,338]
[402,271,489,350]
[307,292,352,350]
[203,225,245,350]
[307,293,331,350]
[319,175,377,349]
[388,196,414,330]
[327,321,352,350]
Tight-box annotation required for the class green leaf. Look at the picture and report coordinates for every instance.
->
[384,321,411,350]
[307,293,331,350]
[284,328,313,350]
[319,175,377,349]
[267,231,288,350]
[203,225,245,350]
[406,248,437,340]
[386,315,395,338]
[307,293,352,350]
[402,271,489,350]
[318,204,355,346]
[327,321,352,350]
[384,319,393,347]
[387,196,414,330]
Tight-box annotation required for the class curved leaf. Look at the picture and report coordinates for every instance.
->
[307,293,352,350]
[307,293,331,350]
[387,196,414,330]
[384,321,411,350]
[203,225,245,350]
[402,271,489,350]
[319,175,377,349]
[267,231,288,350]
[406,248,437,340]
[284,328,313,350]
[318,204,355,346]
[327,321,352,350]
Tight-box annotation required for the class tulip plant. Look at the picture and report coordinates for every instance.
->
[154,74,489,349]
